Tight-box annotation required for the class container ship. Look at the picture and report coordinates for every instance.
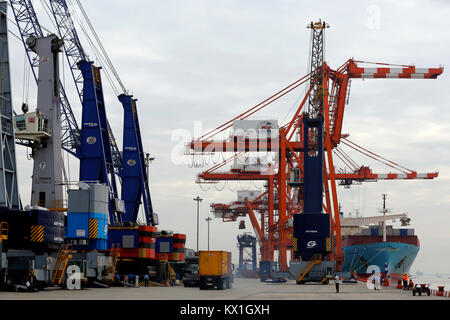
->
[341,195,419,281]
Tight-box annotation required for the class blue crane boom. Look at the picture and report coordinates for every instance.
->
[47,0,155,225]
[48,0,123,178]
[119,94,156,225]
[10,0,156,225]
[78,61,121,223]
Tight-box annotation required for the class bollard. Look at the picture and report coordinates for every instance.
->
[437,286,445,296]
[135,276,140,288]
[396,280,402,289]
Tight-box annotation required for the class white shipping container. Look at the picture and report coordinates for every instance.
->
[213,211,223,218]
[237,190,261,202]
[232,120,279,138]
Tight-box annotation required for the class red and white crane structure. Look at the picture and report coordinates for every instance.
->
[186,20,443,273]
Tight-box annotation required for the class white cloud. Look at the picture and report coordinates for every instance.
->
[5,0,450,272]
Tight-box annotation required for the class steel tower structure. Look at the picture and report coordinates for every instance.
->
[27,35,64,208]
[237,234,257,277]
[187,19,443,275]
[0,1,20,209]
[292,20,331,262]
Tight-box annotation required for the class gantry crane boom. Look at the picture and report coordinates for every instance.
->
[327,59,443,147]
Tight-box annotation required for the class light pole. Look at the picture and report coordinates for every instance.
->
[193,196,203,252]
[205,217,212,250]
[144,153,155,179]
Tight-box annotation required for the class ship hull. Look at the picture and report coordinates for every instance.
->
[342,240,419,277]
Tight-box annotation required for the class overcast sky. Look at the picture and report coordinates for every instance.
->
[6,0,450,274]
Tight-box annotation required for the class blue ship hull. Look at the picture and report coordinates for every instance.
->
[342,241,419,275]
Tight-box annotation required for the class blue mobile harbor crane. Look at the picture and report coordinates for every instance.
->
[46,1,166,281]
[7,0,165,286]
[47,0,156,227]
[0,1,68,290]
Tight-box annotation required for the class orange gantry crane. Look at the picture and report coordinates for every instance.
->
[187,20,443,274]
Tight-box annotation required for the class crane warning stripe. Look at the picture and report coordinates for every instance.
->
[138,248,156,259]
[88,219,98,239]
[372,173,435,179]
[326,237,331,252]
[30,225,44,242]
[349,65,443,79]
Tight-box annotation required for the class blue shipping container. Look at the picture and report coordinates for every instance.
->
[66,212,108,240]
[156,237,173,253]
[66,212,89,238]
[108,228,139,249]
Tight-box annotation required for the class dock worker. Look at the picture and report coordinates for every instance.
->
[26,281,32,292]
[334,274,341,293]
[128,273,135,286]
[402,273,408,290]
[408,278,414,290]
[372,273,380,290]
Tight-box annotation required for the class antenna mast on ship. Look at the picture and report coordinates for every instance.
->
[379,194,391,242]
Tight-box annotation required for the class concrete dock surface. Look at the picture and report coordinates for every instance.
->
[0,278,447,300]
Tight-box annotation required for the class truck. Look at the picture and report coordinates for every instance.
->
[199,251,233,290]
[182,256,199,287]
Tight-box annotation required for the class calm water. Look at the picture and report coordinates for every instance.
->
[409,275,450,290]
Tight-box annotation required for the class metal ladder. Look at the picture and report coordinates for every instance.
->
[295,259,321,284]
[0,222,7,242]
[159,254,176,286]
[51,244,72,285]
[106,244,120,284]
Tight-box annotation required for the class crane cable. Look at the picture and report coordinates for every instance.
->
[39,0,59,32]
[74,0,127,95]
[66,0,120,96]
